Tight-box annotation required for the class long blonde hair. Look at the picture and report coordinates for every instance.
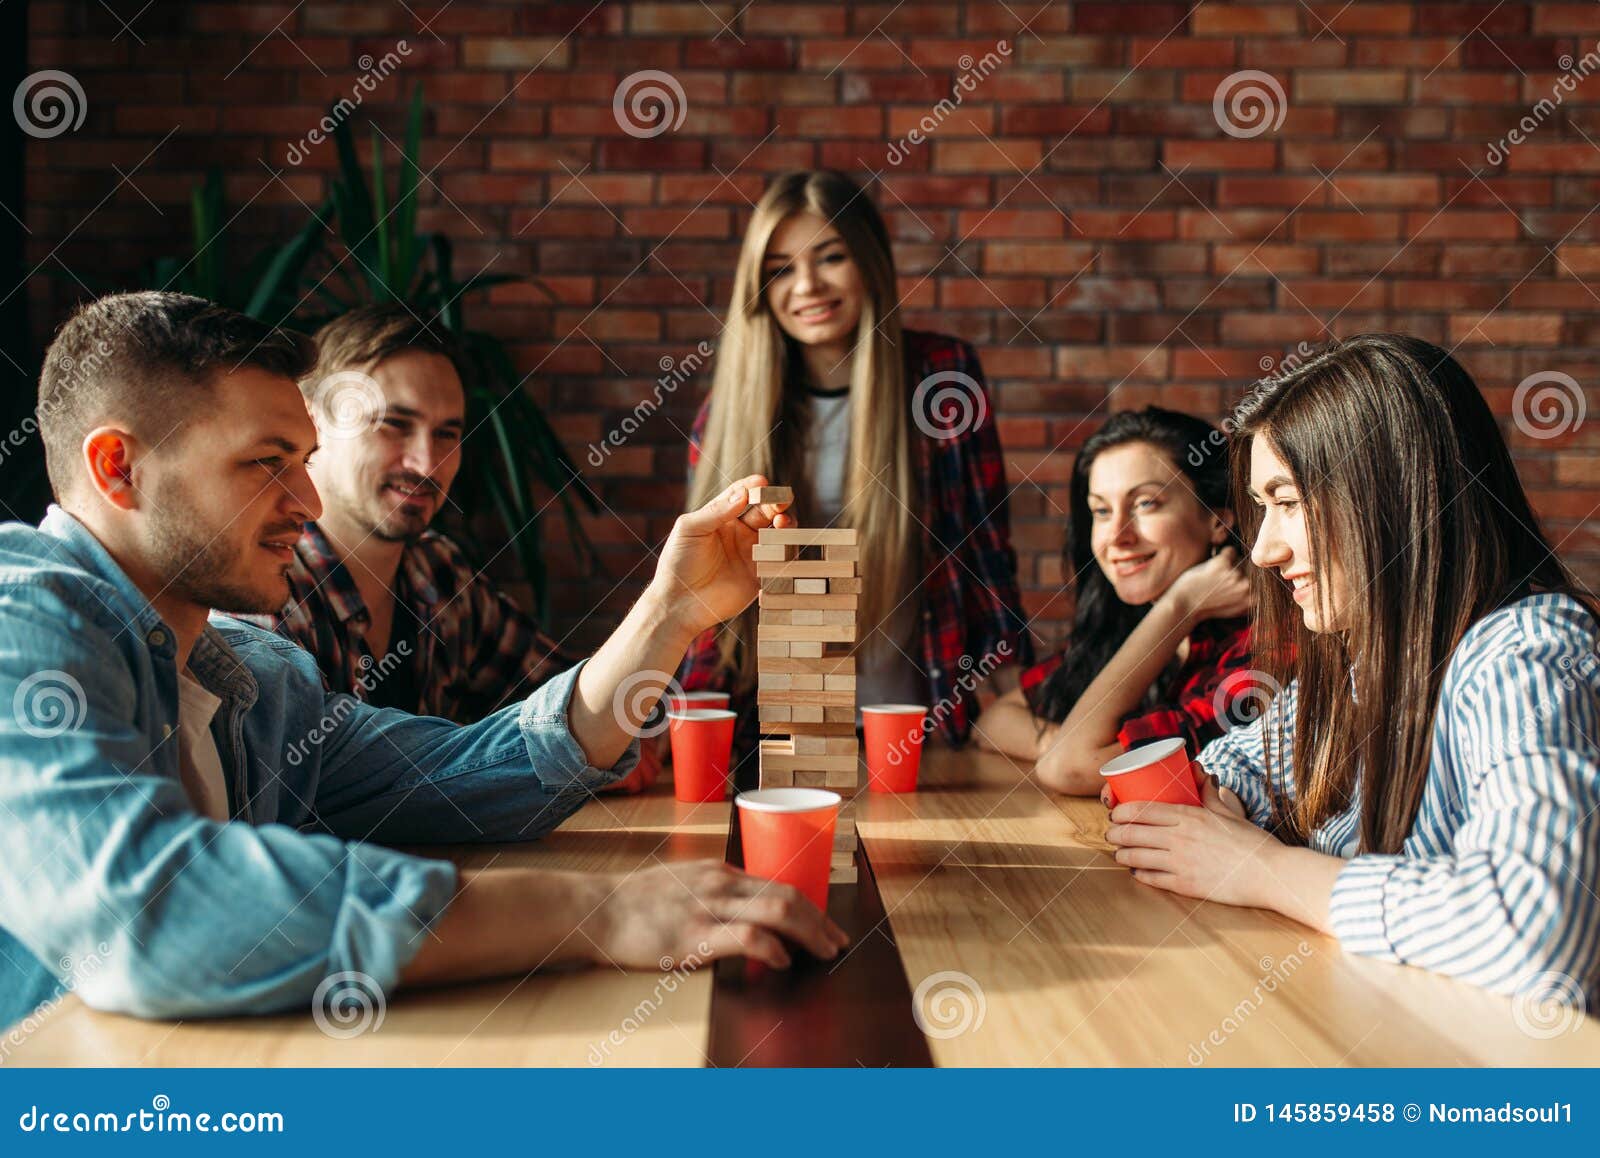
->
[688,170,920,692]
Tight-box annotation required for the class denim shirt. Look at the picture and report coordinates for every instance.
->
[0,507,635,1029]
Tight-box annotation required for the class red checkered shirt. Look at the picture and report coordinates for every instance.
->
[239,522,575,723]
[677,328,1032,746]
[1020,616,1255,753]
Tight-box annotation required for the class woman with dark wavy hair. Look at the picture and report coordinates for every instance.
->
[1107,334,1600,1003]
[976,406,1256,794]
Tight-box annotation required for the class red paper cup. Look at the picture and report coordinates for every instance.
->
[735,788,841,912]
[667,690,730,712]
[862,703,927,793]
[1099,738,1202,808]
[667,709,735,803]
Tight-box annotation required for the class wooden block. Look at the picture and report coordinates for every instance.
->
[748,486,793,505]
[761,577,794,595]
[757,624,856,643]
[825,736,859,755]
[757,655,856,676]
[790,641,824,658]
[828,577,863,593]
[791,705,823,722]
[793,734,827,755]
[823,674,857,690]
[756,689,855,708]
[760,609,795,625]
[821,544,860,562]
[767,721,857,736]
[756,640,789,658]
[751,544,794,562]
[824,768,861,788]
[793,578,828,595]
[791,609,855,626]
[760,768,795,788]
[759,738,795,757]
[795,772,828,787]
[757,528,858,547]
[754,560,856,579]
[759,753,859,774]
[823,707,855,723]
[759,592,859,610]
[835,816,857,837]
[758,705,791,723]
[764,673,824,691]
[829,864,858,884]
[830,850,856,868]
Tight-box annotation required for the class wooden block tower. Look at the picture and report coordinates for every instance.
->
[748,486,860,886]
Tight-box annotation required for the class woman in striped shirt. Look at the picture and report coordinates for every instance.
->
[1106,333,1600,1003]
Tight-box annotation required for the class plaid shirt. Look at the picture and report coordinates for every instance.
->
[678,329,1032,746]
[238,522,574,723]
[1020,616,1254,753]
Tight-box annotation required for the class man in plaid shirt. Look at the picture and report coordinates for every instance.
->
[241,307,598,748]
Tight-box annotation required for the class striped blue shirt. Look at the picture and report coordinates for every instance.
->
[1199,593,1600,1003]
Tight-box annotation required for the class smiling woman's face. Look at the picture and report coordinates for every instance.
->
[1086,441,1224,606]
[1247,435,1349,632]
[761,211,865,348]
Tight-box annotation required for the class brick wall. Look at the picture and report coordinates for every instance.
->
[22,2,1600,654]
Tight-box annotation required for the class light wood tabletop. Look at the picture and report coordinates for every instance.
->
[854,745,1600,1066]
[4,786,731,1068]
[10,745,1599,1067]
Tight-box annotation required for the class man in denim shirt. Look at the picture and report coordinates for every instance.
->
[0,292,845,1029]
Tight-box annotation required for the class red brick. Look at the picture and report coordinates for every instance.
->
[1448,315,1564,345]
[1295,71,1407,103]
[1163,140,1278,171]
[1192,5,1301,35]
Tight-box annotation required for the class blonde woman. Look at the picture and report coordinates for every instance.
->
[678,170,1029,756]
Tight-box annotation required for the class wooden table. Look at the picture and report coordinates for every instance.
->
[855,746,1600,1066]
[5,788,731,1067]
[8,746,1599,1066]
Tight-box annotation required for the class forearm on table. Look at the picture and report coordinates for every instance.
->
[399,867,613,988]
[1259,843,1341,935]
[1057,598,1193,752]
[569,584,699,770]
[973,696,1046,760]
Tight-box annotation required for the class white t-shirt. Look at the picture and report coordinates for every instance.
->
[801,389,927,711]
[176,672,230,822]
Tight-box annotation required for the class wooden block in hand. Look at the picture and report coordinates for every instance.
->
[748,486,793,506]
[821,544,860,562]
[751,544,794,562]
[754,560,856,580]
[757,528,857,547]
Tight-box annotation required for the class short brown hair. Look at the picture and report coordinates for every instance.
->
[37,291,315,498]
[302,305,468,405]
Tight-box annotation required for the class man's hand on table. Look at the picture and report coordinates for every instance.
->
[581,861,849,971]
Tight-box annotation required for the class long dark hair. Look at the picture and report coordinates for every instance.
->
[1231,333,1583,854]
[1034,406,1241,723]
